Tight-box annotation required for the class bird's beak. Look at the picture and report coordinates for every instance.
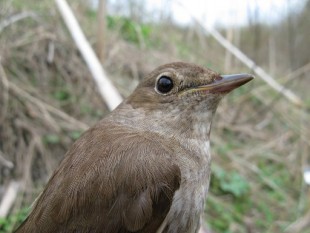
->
[196,74,254,94]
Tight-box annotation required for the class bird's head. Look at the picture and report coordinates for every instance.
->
[127,62,253,110]
[120,62,254,139]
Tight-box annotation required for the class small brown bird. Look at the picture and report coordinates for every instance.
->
[15,62,253,233]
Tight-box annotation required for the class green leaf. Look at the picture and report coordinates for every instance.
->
[43,134,60,144]
[211,165,250,198]
[53,90,70,101]
[220,172,250,198]
[69,130,82,140]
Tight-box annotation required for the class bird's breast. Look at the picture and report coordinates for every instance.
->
[157,139,211,233]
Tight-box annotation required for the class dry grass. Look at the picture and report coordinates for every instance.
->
[0,1,309,233]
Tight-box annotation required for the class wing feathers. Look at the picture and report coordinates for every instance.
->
[15,123,181,233]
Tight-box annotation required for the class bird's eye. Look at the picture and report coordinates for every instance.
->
[156,76,174,94]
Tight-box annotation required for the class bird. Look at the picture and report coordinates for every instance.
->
[15,62,254,233]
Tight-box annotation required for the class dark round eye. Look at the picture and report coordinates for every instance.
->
[156,76,173,94]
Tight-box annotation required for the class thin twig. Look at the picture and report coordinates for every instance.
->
[0,181,20,218]
[178,0,302,107]
[285,210,310,233]
[10,80,89,130]
[0,150,14,169]
[283,62,310,82]
[0,57,9,123]
[206,27,302,106]
[0,12,37,33]
[0,63,89,131]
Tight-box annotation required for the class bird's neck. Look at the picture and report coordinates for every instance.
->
[109,103,214,143]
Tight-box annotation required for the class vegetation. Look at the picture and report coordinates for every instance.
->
[0,0,309,232]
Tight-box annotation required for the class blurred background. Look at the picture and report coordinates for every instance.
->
[0,0,309,232]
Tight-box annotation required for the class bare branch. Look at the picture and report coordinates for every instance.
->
[97,0,107,63]
[0,12,37,33]
[285,210,310,233]
[0,181,20,218]
[0,62,89,131]
[176,1,303,107]
[55,0,123,111]
[0,150,14,169]
[205,27,302,107]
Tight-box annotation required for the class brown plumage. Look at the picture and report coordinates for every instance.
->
[15,62,253,233]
